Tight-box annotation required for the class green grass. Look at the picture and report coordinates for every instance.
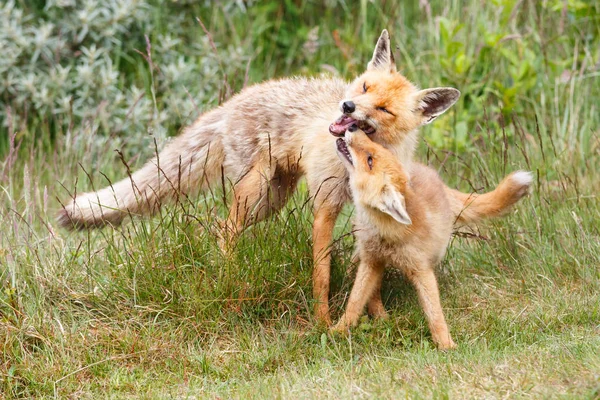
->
[1,1,600,398]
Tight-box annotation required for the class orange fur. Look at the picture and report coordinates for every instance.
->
[57,30,461,325]
[445,172,533,225]
[332,129,532,349]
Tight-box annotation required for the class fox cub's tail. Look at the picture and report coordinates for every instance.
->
[57,126,225,229]
[445,171,533,226]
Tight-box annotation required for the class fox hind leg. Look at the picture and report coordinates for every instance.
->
[406,265,456,350]
[367,277,388,319]
[351,251,389,319]
[219,161,297,253]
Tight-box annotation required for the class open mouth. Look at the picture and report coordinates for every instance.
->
[336,138,353,166]
[329,115,376,137]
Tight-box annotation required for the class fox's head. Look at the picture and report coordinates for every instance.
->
[336,125,412,225]
[330,30,460,146]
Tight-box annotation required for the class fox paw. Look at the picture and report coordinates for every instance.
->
[330,322,349,333]
[435,338,457,351]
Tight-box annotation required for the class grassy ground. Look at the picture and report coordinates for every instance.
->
[1,1,600,398]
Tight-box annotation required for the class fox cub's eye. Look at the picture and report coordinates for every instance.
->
[363,82,368,93]
[367,155,373,170]
[377,106,391,114]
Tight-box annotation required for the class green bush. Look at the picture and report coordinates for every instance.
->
[2,0,598,156]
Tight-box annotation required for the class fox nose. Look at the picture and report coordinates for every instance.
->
[342,101,355,114]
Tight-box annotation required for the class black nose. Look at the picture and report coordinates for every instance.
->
[342,101,355,114]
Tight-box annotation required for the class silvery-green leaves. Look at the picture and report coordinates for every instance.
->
[0,0,248,148]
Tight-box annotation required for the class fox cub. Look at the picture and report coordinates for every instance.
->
[333,126,532,349]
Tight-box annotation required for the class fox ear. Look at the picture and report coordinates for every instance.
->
[368,29,397,73]
[414,87,460,125]
[376,185,412,225]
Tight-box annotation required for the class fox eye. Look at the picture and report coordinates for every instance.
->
[367,155,373,170]
[377,106,391,114]
[363,82,368,93]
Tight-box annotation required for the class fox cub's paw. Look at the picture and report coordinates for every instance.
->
[330,315,354,333]
[435,338,457,351]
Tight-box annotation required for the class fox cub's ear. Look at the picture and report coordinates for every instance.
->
[368,29,397,73]
[376,185,412,225]
[414,87,460,125]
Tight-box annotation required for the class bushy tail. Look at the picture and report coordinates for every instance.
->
[57,124,225,229]
[445,171,533,226]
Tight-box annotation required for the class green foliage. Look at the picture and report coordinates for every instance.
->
[0,0,248,152]
[3,0,599,157]
[1,0,599,398]
[421,0,600,152]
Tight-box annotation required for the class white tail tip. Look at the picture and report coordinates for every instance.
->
[511,171,533,187]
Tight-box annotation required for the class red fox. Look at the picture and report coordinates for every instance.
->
[332,126,532,349]
[57,30,460,325]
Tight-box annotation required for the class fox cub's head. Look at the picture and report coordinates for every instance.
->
[330,30,460,146]
[336,126,412,225]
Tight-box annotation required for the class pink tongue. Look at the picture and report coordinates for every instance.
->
[329,115,357,136]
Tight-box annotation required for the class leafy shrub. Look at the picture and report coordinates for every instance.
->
[1,0,598,157]
[0,0,248,150]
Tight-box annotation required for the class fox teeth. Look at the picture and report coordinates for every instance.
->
[336,138,353,165]
[342,148,352,164]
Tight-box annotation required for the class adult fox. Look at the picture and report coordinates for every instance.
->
[58,30,460,325]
